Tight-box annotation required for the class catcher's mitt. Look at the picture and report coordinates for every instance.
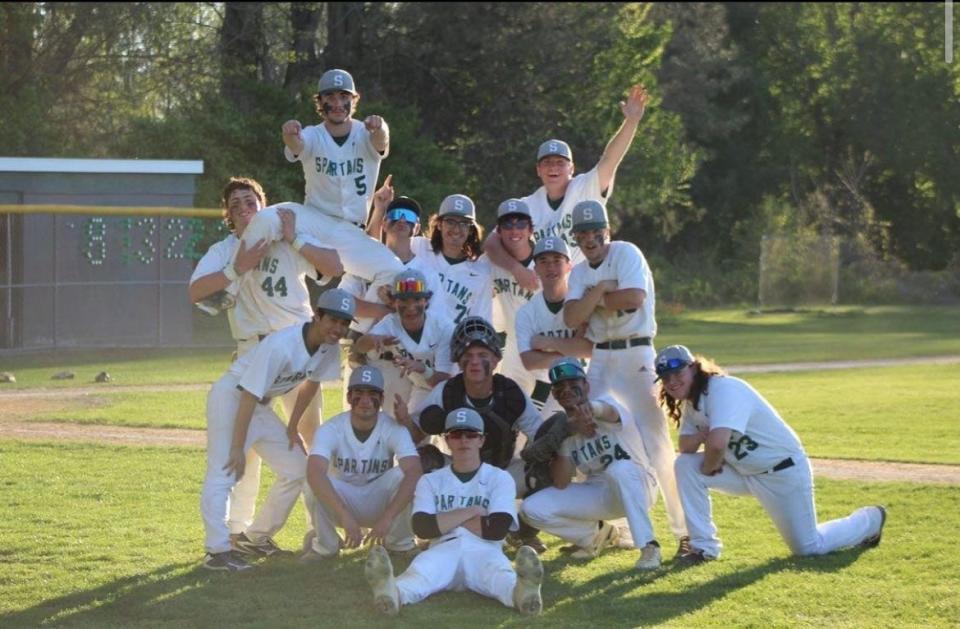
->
[417,444,447,473]
[521,411,571,495]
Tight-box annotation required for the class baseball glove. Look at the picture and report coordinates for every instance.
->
[417,444,447,473]
[521,411,571,495]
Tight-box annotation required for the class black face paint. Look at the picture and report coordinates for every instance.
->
[481,359,492,377]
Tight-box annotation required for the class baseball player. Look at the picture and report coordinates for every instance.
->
[484,84,650,287]
[302,365,422,560]
[353,268,457,414]
[488,199,540,405]
[409,194,493,325]
[515,236,593,417]
[237,68,404,303]
[563,200,689,553]
[189,177,342,543]
[364,408,543,616]
[656,345,887,564]
[520,358,662,570]
[395,316,546,552]
[200,288,355,571]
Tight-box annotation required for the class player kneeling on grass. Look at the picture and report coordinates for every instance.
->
[657,345,887,565]
[302,365,422,561]
[520,357,662,570]
[201,289,355,572]
[365,408,543,616]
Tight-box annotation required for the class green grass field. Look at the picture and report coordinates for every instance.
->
[2,305,958,390]
[14,364,959,465]
[2,441,957,628]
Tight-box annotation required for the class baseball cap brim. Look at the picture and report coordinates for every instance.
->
[572,221,608,232]
[318,307,358,323]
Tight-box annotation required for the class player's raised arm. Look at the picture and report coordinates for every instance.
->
[282,119,305,156]
[596,84,649,194]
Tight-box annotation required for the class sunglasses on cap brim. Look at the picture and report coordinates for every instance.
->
[654,358,691,380]
[548,362,586,384]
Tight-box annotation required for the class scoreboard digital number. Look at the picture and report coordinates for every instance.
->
[71,216,226,267]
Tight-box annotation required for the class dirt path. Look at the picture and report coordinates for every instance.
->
[3,420,958,485]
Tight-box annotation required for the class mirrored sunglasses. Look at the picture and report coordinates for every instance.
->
[655,357,690,377]
[446,430,482,440]
[386,208,419,224]
[394,278,427,295]
[548,362,585,384]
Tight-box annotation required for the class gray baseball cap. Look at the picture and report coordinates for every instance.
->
[315,288,357,321]
[537,139,573,162]
[548,356,587,384]
[318,69,357,95]
[654,345,696,381]
[348,365,385,392]
[444,408,485,433]
[533,236,571,260]
[497,198,532,220]
[391,268,432,298]
[571,200,609,232]
[438,194,476,219]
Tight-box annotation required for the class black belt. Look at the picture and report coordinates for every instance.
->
[595,337,651,350]
[770,457,795,473]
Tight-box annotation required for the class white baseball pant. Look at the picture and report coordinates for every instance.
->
[228,338,323,534]
[239,204,405,293]
[520,459,658,548]
[675,453,884,558]
[588,344,687,539]
[201,380,307,553]
[396,533,517,608]
[309,466,416,556]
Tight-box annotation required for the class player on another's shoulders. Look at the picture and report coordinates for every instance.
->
[301,365,422,562]
[199,289,355,572]
[484,84,650,283]
[657,345,887,565]
[364,408,543,616]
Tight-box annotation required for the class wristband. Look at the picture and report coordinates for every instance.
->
[292,234,308,252]
[223,263,240,282]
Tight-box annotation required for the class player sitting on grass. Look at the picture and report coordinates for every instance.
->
[520,357,662,570]
[365,408,543,616]
[201,289,355,571]
[657,345,888,565]
[301,365,422,562]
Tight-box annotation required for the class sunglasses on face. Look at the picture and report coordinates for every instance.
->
[442,217,473,230]
[499,217,531,231]
[655,358,690,378]
[386,208,419,224]
[446,431,482,441]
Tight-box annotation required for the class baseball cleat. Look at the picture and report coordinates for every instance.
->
[365,545,399,616]
[203,550,253,572]
[862,505,887,548]
[675,535,692,558]
[635,541,662,571]
[571,521,620,559]
[675,548,716,567]
[231,532,284,557]
[513,545,544,616]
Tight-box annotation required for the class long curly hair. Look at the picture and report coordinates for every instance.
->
[220,177,267,233]
[427,215,484,260]
[658,356,726,427]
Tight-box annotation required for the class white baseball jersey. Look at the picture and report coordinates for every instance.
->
[366,310,457,381]
[567,241,656,343]
[284,119,387,224]
[679,376,806,476]
[491,254,536,393]
[223,323,341,400]
[411,236,493,325]
[522,166,609,267]
[515,291,589,386]
[560,396,652,475]
[413,463,518,545]
[310,411,418,485]
[191,234,243,339]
